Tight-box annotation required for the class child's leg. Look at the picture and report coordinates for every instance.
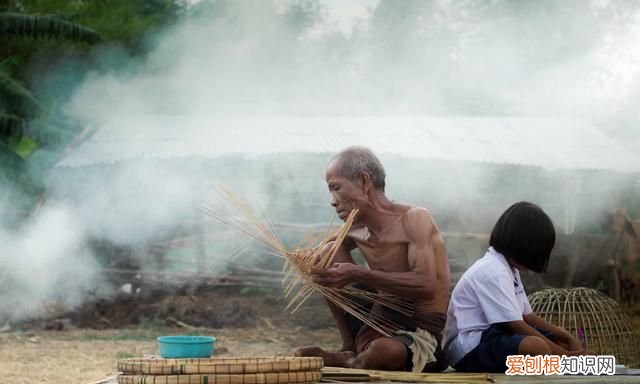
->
[518,336,552,355]
[453,324,524,373]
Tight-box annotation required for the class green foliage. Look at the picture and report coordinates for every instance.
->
[1,1,186,51]
[14,136,37,157]
[0,71,42,110]
[0,8,107,226]
[0,113,25,140]
[0,12,101,43]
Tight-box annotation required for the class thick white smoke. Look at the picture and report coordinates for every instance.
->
[2,0,639,322]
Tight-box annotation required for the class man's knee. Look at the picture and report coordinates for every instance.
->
[518,336,551,355]
[354,338,407,370]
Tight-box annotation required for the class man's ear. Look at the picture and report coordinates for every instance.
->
[359,172,372,194]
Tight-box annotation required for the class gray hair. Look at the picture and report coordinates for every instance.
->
[331,146,386,190]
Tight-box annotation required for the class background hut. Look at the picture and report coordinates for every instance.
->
[50,116,640,296]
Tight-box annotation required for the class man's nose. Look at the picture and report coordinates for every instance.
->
[329,195,338,207]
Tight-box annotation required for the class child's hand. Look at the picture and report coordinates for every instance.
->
[566,349,587,356]
[566,336,584,353]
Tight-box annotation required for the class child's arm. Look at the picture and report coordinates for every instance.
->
[523,313,585,353]
[505,319,584,356]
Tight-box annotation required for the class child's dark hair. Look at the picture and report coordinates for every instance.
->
[489,201,555,273]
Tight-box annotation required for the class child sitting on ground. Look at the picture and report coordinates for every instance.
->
[443,201,586,373]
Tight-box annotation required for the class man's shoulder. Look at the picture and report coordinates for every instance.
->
[400,205,436,240]
[401,205,433,221]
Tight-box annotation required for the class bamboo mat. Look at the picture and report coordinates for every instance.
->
[118,357,323,375]
[321,367,494,383]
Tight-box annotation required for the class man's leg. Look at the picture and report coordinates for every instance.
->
[349,337,408,370]
[296,337,408,371]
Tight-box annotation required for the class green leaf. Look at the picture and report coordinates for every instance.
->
[26,120,75,147]
[0,113,26,140]
[0,71,43,110]
[15,136,38,158]
[0,140,43,197]
[0,140,25,167]
[0,12,101,44]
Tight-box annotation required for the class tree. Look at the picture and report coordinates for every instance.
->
[0,11,101,222]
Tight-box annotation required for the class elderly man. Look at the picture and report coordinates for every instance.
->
[295,146,451,372]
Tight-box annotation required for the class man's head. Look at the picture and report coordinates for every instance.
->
[490,201,556,273]
[325,146,386,220]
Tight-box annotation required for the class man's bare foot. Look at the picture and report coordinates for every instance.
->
[294,346,356,367]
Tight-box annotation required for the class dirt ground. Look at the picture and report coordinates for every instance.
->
[0,286,342,384]
[2,285,639,384]
[0,325,340,384]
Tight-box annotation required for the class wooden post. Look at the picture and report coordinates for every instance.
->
[608,233,623,302]
[195,215,207,275]
[563,175,581,287]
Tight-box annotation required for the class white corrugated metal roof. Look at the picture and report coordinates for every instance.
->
[56,116,640,172]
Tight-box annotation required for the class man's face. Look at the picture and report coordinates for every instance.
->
[325,160,364,221]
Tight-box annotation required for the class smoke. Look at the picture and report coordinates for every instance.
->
[0,205,106,322]
[2,0,640,322]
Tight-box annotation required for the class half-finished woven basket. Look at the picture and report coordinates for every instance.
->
[118,371,322,384]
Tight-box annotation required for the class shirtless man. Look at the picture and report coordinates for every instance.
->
[295,146,451,372]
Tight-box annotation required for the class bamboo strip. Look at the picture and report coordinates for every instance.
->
[321,367,493,383]
[201,186,417,337]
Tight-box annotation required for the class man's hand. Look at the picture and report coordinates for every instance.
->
[311,263,366,289]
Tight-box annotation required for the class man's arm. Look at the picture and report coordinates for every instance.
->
[312,208,438,300]
[319,240,359,351]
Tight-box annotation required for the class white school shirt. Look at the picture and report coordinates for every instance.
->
[443,247,533,366]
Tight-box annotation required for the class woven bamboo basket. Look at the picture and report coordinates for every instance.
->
[118,371,321,384]
[528,287,640,368]
[118,357,323,375]
[117,357,322,384]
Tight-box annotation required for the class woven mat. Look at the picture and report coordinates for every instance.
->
[117,371,322,384]
[118,357,323,375]
[321,367,493,383]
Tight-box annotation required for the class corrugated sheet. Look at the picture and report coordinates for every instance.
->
[55,116,640,172]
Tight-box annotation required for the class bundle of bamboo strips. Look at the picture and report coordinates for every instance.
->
[200,184,414,337]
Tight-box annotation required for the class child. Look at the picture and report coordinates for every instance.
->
[443,201,585,373]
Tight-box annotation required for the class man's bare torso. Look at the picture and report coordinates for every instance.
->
[346,203,450,315]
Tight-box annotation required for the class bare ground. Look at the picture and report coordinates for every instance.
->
[2,285,639,384]
[0,326,340,384]
[0,286,340,384]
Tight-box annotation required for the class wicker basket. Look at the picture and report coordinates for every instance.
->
[118,357,323,375]
[118,371,321,384]
[117,357,322,384]
[529,287,640,368]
